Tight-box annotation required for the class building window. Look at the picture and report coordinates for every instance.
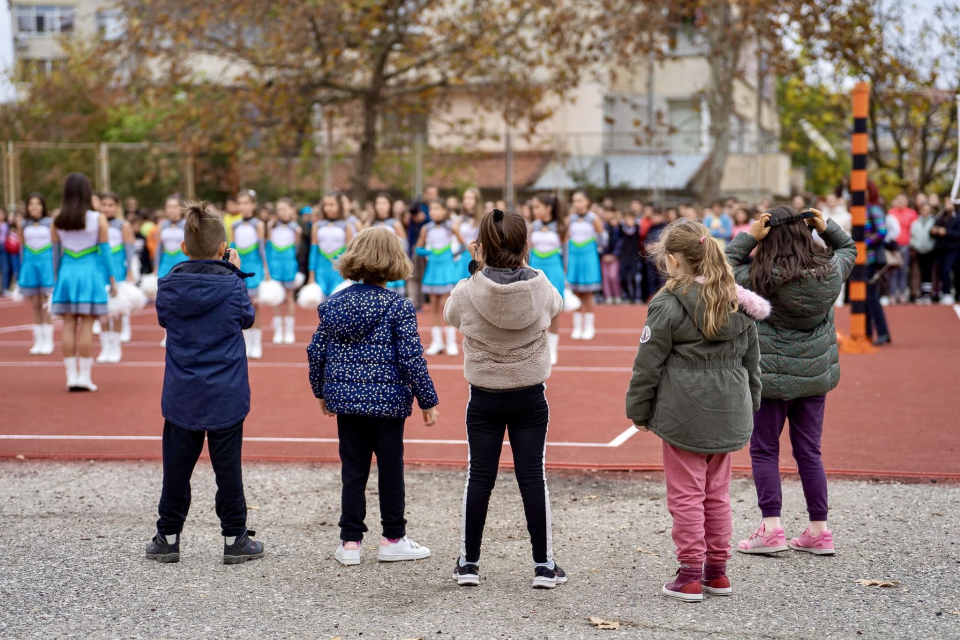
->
[97,9,124,41]
[668,100,701,151]
[14,5,76,36]
[18,58,64,77]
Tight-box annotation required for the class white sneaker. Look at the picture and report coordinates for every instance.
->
[29,325,42,355]
[283,316,296,344]
[39,324,55,355]
[571,312,583,340]
[73,357,97,392]
[444,326,459,356]
[96,333,111,363]
[249,328,263,359]
[377,536,431,562]
[941,293,955,306]
[880,296,890,307]
[119,314,132,343]
[272,316,284,344]
[424,326,444,356]
[64,357,79,390]
[581,312,596,341]
[109,333,122,364]
[92,320,102,335]
[335,542,361,566]
[547,332,559,366]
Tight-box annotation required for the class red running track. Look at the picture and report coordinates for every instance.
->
[0,296,958,478]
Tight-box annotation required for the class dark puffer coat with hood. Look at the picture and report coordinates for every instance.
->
[725,219,856,400]
[625,281,771,454]
[307,283,439,418]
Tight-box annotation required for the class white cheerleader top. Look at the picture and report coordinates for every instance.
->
[23,217,53,251]
[374,218,401,236]
[232,219,260,251]
[459,217,479,245]
[159,219,186,254]
[568,212,598,245]
[107,217,125,249]
[424,220,454,251]
[530,220,562,256]
[269,221,299,249]
[315,219,349,256]
[59,211,101,253]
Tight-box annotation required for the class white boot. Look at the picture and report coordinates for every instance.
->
[74,357,97,392]
[64,356,78,390]
[160,330,167,348]
[284,316,296,344]
[96,332,112,363]
[40,324,55,355]
[444,326,459,356]
[119,313,132,343]
[29,325,42,355]
[109,332,123,363]
[582,312,596,341]
[249,328,263,359]
[92,320,101,335]
[242,330,251,356]
[425,326,444,356]
[547,332,559,366]
[272,316,284,344]
[571,312,584,340]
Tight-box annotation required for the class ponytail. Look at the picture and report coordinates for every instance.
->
[475,209,528,271]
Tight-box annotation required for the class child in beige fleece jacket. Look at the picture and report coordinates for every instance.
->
[443,209,565,589]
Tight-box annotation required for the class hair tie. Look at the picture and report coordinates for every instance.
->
[699,236,706,245]
[493,209,504,222]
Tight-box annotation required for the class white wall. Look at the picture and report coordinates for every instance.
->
[0,2,15,102]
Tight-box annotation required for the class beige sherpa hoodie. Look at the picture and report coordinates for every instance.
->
[444,267,563,390]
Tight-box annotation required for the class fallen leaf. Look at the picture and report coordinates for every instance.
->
[636,547,659,556]
[585,495,598,500]
[853,579,899,587]
[248,505,260,510]
[587,617,620,630]
[15,454,24,460]
[948,611,960,616]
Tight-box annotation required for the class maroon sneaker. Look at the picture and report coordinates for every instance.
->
[662,564,703,602]
[701,563,733,596]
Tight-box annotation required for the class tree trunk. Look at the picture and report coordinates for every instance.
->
[351,94,379,202]
[699,3,739,205]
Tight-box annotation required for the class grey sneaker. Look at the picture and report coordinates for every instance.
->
[223,531,264,565]
[145,532,180,563]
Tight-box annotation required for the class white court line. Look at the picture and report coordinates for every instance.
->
[0,425,639,449]
[0,361,634,372]
[0,340,639,352]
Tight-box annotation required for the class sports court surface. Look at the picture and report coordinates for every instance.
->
[0,298,958,479]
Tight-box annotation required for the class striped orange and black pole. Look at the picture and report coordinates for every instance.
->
[841,81,876,354]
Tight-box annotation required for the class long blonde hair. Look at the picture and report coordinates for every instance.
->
[649,219,738,339]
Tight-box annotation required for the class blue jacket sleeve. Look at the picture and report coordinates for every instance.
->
[392,299,439,410]
[238,279,256,329]
[306,303,328,399]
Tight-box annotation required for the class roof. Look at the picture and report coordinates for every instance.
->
[531,153,709,191]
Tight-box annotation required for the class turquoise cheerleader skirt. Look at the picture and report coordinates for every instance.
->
[108,245,128,281]
[158,250,188,278]
[422,247,458,295]
[455,249,474,281]
[267,243,299,288]
[235,244,265,289]
[529,249,565,296]
[566,239,602,292]
[313,247,345,296]
[51,249,109,316]
[19,248,55,295]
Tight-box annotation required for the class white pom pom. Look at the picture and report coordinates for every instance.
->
[293,271,306,288]
[139,274,159,300]
[117,281,147,312]
[107,292,128,318]
[296,282,324,309]
[257,279,286,307]
[563,287,581,312]
[43,295,55,315]
[10,286,23,303]
[332,279,353,295]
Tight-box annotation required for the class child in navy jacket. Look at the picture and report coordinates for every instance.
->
[307,226,439,566]
[145,202,263,565]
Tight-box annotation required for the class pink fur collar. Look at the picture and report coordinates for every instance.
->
[694,276,772,321]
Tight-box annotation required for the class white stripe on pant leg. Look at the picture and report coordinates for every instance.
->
[542,383,554,563]
[459,386,473,561]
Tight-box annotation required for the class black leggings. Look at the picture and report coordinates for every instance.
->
[461,384,553,564]
[619,257,641,302]
[916,252,935,295]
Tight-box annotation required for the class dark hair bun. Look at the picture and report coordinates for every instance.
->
[493,209,504,222]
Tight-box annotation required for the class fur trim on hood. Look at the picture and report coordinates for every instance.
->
[693,276,772,321]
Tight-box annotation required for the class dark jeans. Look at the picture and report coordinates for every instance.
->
[916,251,935,295]
[940,250,960,298]
[643,259,662,301]
[865,264,890,339]
[157,420,248,537]
[0,248,9,291]
[750,396,829,521]
[462,384,552,564]
[337,414,406,542]
[619,256,641,302]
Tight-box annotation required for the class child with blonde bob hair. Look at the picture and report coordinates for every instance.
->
[626,218,770,602]
[307,226,440,566]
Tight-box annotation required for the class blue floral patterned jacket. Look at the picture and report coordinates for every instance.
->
[307,284,439,418]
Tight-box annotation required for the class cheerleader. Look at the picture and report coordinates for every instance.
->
[308,193,354,297]
[96,192,136,363]
[17,193,55,355]
[155,196,187,347]
[50,173,117,392]
[369,192,408,295]
[455,187,483,281]
[530,193,567,364]
[566,190,604,340]
[267,197,302,344]
[233,190,271,359]
[415,199,463,356]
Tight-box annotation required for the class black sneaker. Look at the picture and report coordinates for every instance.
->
[223,530,264,565]
[452,559,480,586]
[145,532,180,563]
[532,563,567,589]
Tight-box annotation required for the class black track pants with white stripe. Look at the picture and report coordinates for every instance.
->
[460,383,553,564]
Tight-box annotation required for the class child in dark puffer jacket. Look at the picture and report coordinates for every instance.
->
[307,226,439,566]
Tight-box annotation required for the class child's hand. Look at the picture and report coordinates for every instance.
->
[423,407,438,427]
[805,208,827,233]
[750,213,772,241]
[227,250,242,269]
[633,422,649,432]
[319,399,335,417]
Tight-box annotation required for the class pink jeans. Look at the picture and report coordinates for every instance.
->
[601,258,621,299]
[662,441,733,565]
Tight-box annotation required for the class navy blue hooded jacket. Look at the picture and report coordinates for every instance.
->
[157,260,255,431]
[307,284,439,418]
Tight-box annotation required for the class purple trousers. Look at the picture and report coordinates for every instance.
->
[750,395,829,521]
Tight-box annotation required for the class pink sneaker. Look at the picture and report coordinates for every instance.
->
[790,527,836,555]
[737,523,788,554]
[662,564,703,602]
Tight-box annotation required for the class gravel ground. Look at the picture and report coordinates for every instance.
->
[1,460,958,640]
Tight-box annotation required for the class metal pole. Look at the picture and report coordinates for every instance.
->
[843,81,874,353]
[6,141,16,212]
[184,155,196,200]
[98,143,110,193]
[413,132,424,198]
[504,130,514,208]
[754,36,763,202]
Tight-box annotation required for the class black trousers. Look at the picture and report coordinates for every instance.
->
[940,250,960,297]
[643,259,662,301]
[461,384,552,564]
[865,264,890,339]
[619,257,641,302]
[157,420,247,537]
[916,251,936,294]
[337,414,407,541]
